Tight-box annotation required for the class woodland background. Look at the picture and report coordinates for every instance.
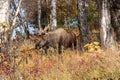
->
[0,0,120,80]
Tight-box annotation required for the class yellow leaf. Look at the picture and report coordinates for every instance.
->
[93,42,99,45]
[88,48,95,53]
[84,43,90,48]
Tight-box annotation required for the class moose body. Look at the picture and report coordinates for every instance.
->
[35,28,76,53]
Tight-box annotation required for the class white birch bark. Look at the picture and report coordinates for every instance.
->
[51,0,57,30]
[37,0,41,30]
[0,0,9,32]
[12,0,23,26]
[99,0,116,50]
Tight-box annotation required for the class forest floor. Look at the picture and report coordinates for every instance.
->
[0,28,120,80]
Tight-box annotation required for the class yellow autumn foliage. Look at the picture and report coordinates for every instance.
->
[84,41,100,53]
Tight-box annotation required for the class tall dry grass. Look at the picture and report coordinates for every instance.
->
[0,39,120,80]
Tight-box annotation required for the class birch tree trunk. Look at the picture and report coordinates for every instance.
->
[98,0,116,50]
[37,0,41,30]
[51,0,57,30]
[0,0,10,44]
[77,0,89,52]
[12,0,23,27]
[0,0,10,32]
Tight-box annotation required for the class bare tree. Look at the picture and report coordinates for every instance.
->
[0,0,10,32]
[51,0,57,30]
[12,0,23,27]
[97,0,116,50]
[0,0,10,44]
[77,0,89,52]
[37,0,41,30]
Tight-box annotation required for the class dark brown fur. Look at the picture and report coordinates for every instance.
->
[35,28,76,53]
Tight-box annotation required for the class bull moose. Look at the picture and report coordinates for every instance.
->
[35,28,77,54]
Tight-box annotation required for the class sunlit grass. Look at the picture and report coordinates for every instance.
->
[0,38,120,80]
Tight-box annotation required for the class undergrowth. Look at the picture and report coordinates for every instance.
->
[0,40,120,80]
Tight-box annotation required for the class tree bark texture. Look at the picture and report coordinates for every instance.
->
[77,0,89,52]
[0,0,10,32]
[51,0,57,30]
[37,0,42,30]
[111,0,120,43]
[98,0,116,50]
[12,0,23,26]
[65,0,71,28]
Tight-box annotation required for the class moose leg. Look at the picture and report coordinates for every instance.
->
[73,40,77,50]
[58,43,62,54]
[35,43,40,49]
[43,46,49,55]
[58,46,61,54]
[44,49,47,54]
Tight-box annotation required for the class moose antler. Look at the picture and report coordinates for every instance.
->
[43,24,50,32]
[38,24,50,35]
